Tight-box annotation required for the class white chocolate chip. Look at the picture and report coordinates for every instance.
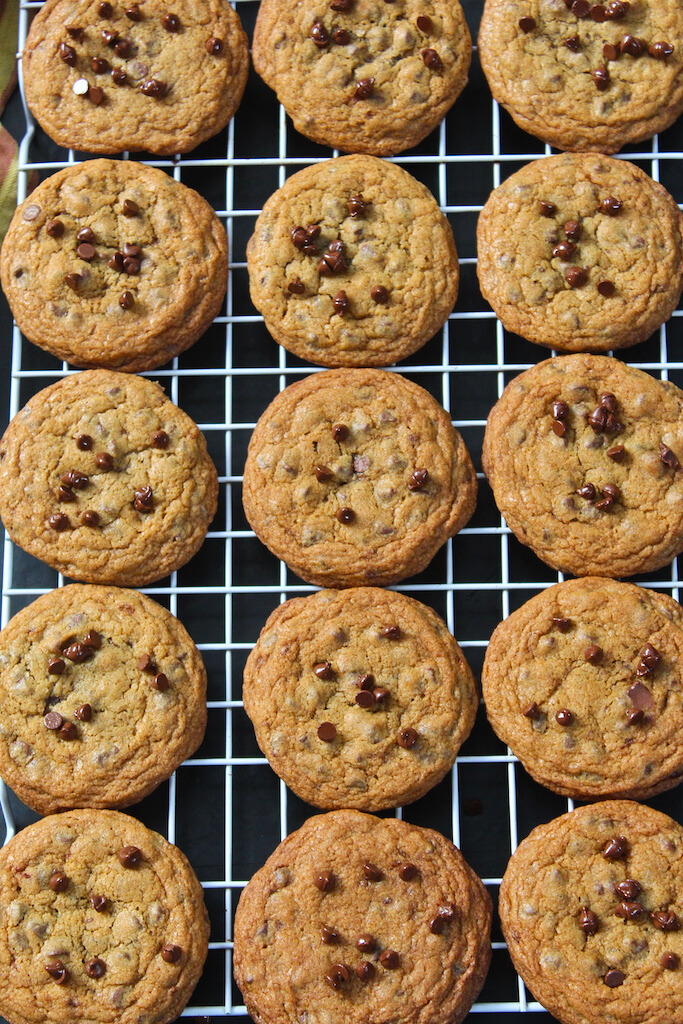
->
[72,78,89,96]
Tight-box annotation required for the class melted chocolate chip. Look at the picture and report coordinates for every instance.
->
[64,272,81,292]
[579,908,599,934]
[408,468,429,491]
[651,910,680,932]
[64,642,93,663]
[140,78,168,98]
[659,442,681,470]
[90,894,108,911]
[315,870,335,892]
[523,702,540,719]
[75,703,92,722]
[626,708,644,726]
[599,196,623,216]
[126,4,143,19]
[603,42,619,61]
[138,655,156,673]
[381,625,401,640]
[92,56,110,73]
[602,836,629,860]
[98,1,113,14]
[287,277,305,295]
[616,879,641,900]
[152,430,169,449]
[332,290,350,316]
[571,0,591,15]
[133,486,154,512]
[597,280,615,297]
[331,0,354,8]
[49,871,69,893]
[422,48,443,70]
[552,617,572,633]
[553,241,576,260]
[354,77,375,99]
[620,34,644,57]
[118,845,143,868]
[66,26,84,40]
[605,0,629,16]
[347,194,366,218]
[45,961,70,984]
[85,957,107,978]
[614,900,645,921]
[518,16,536,32]
[590,4,607,22]
[317,722,337,742]
[88,86,104,106]
[565,35,582,52]
[662,952,680,970]
[325,964,350,989]
[606,445,626,462]
[314,465,334,483]
[429,915,446,934]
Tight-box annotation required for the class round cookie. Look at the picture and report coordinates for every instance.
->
[482,577,683,800]
[242,369,477,588]
[243,588,477,811]
[0,370,218,587]
[252,0,471,156]
[500,800,683,1024]
[0,809,209,1024]
[0,160,228,372]
[478,0,683,154]
[233,809,492,1024]
[477,153,683,354]
[22,0,249,155]
[0,584,207,814]
[247,155,459,368]
[482,353,683,578]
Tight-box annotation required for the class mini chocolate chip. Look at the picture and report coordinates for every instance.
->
[422,47,443,70]
[140,78,168,97]
[126,4,143,19]
[579,908,599,935]
[118,845,143,868]
[539,201,556,217]
[77,243,96,261]
[371,285,390,304]
[46,218,65,238]
[397,727,418,749]
[206,36,224,54]
[356,934,375,952]
[616,879,641,900]
[123,256,141,274]
[152,430,169,449]
[161,944,182,963]
[133,486,153,512]
[380,949,400,969]
[603,42,619,60]
[604,969,625,987]
[649,41,674,60]
[354,77,374,99]
[355,961,375,981]
[523,702,540,719]
[381,625,401,640]
[310,20,329,46]
[565,266,589,287]
[88,86,105,105]
[92,56,110,73]
[565,35,582,52]
[626,708,645,726]
[98,0,113,14]
[363,862,382,881]
[332,290,350,316]
[81,510,100,527]
[659,442,681,470]
[620,33,644,57]
[314,661,335,680]
[62,469,89,489]
[553,241,576,260]
[85,957,107,978]
[59,722,78,740]
[590,4,607,21]
[161,13,181,31]
[321,925,339,944]
[44,712,64,731]
[555,709,574,726]
[152,673,169,692]
[355,689,376,708]
[66,26,84,39]
[597,280,615,297]
[119,291,134,310]
[45,961,70,984]
[287,277,305,295]
[48,513,70,532]
[336,507,354,524]
[90,894,108,911]
[585,644,602,664]
[48,657,66,675]
[357,673,375,690]
[603,836,628,860]
[599,196,623,215]
[75,703,92,722]
[651,910,680,932]
[64,642,92,663]
[315,870,334,892]
[408,468,429,491]
[398,862,418,881]
[49,871,69,893]
[602,483,621,501]
[662,952,680,970]
[605,0,629,16]
[552,617,572,632]
[59,42,78,66]
[578,483,597,501]
[332,423,349,441]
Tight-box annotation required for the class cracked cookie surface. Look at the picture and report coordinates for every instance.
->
[482,354,683,578]
[478,0,683,153]
[243,588,476,811]
[242,368,477,588]
[482,577,683,800]
[247,155,458,367]
[233,809,492,1024]
[252,0,471,155]
[0,809,209,1024]
[0,370,218,586]
[477,153,683,353]
[22,0,249,155]
[0,584,206,814]
[0,160,228,372]
[500,800,683,1024]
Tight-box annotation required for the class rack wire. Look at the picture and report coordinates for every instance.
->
[2,2,683,1021]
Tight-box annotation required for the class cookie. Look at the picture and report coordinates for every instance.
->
[0,808,209,1024]
[0,370,218,586]
[242,368,477,588]
[22,0,248,155]
[233,809,492,1024]
[0,584,206,814]
[252,0,471,156]
[0,160,228,372]
[477,153,683,354]
[482,577,683,800]
[478,0,683,154]
[247,155,458,368]
[482,353,683,578]
[500,800,683,1024]
[243,588,476,811]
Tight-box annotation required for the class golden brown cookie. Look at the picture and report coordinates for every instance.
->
[478,0,683,154]
[243,588,476,811]
[22,0,249,155]
[482,354,683,578]
[252,0,471,156]
[233,809,492,1024]
[482,577,683,800]
[0,584,206,814]
[0,160,228,372]
[247,155,458,367]
[0,370,218,586]
[500,800,683,1024]
[0,809,209,1024]
[242,369,477,588]
[477,153,683,353]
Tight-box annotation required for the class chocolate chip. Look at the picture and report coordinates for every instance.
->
[579,908,599,934]
[108,252,124,272]
[397,727,418,749]
[604,969,625,987]
[639,642,661,670]
[92,452,114,473]
[552,401,569,421]
[588,406,608,432]
[355,961,375,980]
[123,242,142,258]
[325,964,350,989]
[123,256,141,274]
[553,241,576,260]
[603,42,619,60]
[620,33,644,57]
[310,20,329,46]
[118,845,143,868]
[523,702,540,719]
[331,0,354,8]
[659,442,681,470]
[336,507,354,524]
[356,934,375,952]
[92,56,110,73]
[126,4,143,19]
[59,721,78,741]
[355,689,376,708]
[317,721,336,742]
[332,290,350,316]
[119,291,134,310]
[44,712,64,731]
[585,644,602,664]
[49,871,69,893]
[48,513,70,532]
[315,870,335,892]
[604,413,623,434]
[602,836,628,860]
[605,445,625,463]
[565,266,588,287]
[398,862,418,881]
[599,196,623,215]
[371,285,390,304]
[152,673,169,692]
[602,483,620,502]
[85,957,107,978]
[429,915,446,934]
[614,900,645,920]
[590,4,607,21]
[616,879,641,900]
[58,485,75,502]
[565,35,582,52]
[45,961,70,984]
[321,925,339,944]
[594,496,614,512]
[552,420,567,437]
[161,13,181,31]
[626,708,644,726]
[381,625,401,640]
[571,0,591,12]
[628,681,654,710]
[649,41,674,60]
[75,703,92,722]
[552,617,572,633]
[161,944,182,963]
[64,642,92,663]
[59,42,78,66]
[347,194,366,218]
[422,48,443,70]
[380,949,400,969]
[62,469,89,489]
[555,709,574,726]
[662,952,680,970]
[651,910,680,932]
[332,423,349,442]
[113,36,132,56]
[81,510,100,527]
[88,86,105,105]
[578,483,597,501]
[66,26,84,39]
[291,223,321,253]
[98,0,113,14]
[90,894,108,911]
[133,486,153,512]
[539,201,556,217]
[363,862,382,881]
[597,280,615,297]
[416,14,432,31]
[408,468,429,491]
[152,430,169,449]
[46,218,64,238]
[373,687,389,703]
[77,242,96,261]
[287,277,305,295]
[357,673,375,690]
[605,0,629,16]
[140,77,168,97]
[312,662,334,684]
[205,36,224,54]
[354,77,374,99]
[81,627,100,649]
[48,657,65,675]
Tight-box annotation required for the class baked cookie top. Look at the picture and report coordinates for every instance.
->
[233,809,492,1024]
[478,0,683,153]
[247,155,458,368]
[242,369,477,588]
[22,0,249,155]
[243,588,476,811]
[0,584,206,815]
[0,370,218,587]
[0,159,228,372]
[500,800,683,1024]
[252,0,471,156]
[0,809,209,1024]
[482,577,683,800]
[482,354,683,578]
[477,153,683,354]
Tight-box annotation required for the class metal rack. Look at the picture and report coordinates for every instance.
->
[2,2,683,1021]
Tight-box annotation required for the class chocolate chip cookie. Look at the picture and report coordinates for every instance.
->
[0,370,218,586]
[0,808,209,1024]
[242,369,477,588]
[247,155,458,368]
[478,1,683,153]
[483,577,683,800]
[477,153,683,353]
[243,588,476,811]
[22,0,248,155]
[482,354,683,578]
[0,160,228,372]
[500,800,683,1024]
[233,809,492,1024]
[0,584,206,814]
[252,0,471,156]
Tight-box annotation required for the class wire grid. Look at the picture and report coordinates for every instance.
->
[2,2,683,1021]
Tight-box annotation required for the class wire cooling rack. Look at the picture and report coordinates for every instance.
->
[2,2,683,1021]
